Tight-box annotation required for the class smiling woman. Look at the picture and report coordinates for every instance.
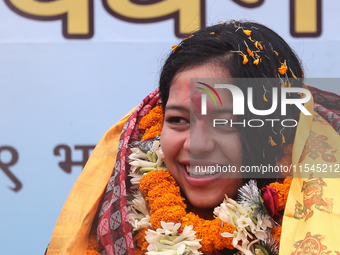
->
[46,21,340,255]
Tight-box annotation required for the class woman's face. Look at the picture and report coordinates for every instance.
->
[160,63,243,209]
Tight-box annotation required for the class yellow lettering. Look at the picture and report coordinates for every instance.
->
[290,0,322,37]
[5,0,93,38]
[103,0,204,37]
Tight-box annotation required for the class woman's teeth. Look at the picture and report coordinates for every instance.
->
[185,165,219,177]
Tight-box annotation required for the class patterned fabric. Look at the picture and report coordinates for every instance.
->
[97,88,160,255]
[280,88,340,254]
[308,86,340,134]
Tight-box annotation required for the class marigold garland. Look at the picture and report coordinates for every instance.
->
[139,105,163,141]
[137,170,235,253]
[131,143,294,254]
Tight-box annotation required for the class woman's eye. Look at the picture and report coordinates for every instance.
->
[166,117,189,124]
[213,121,236,132]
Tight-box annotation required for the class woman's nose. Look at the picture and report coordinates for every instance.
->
[185,121,215,157]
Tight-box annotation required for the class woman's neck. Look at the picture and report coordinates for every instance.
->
[186,202,215,220]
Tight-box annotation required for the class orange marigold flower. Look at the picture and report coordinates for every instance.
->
[194,218,235,252]
[271,225,282,243]
[269,178,292,211]
[181,212,204,228]
[195,222,214,252]
[86,233,101,255]
[87,250,100,255]
[150,205,186,229]
[139,105,164,130]
[139,170,176,196]
[147,182,181,207]
[139,105,164,140]
[141,122,163,141]
[210,218,235,251]
[150,193,186,214]
[133,248,143,255]
[135,228,149,252]
[182,215,235,252]
[284,177,293,186]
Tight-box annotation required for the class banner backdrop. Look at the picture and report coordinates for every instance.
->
[0,0,339,254]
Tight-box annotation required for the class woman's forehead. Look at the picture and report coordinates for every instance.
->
[167,64,234,108]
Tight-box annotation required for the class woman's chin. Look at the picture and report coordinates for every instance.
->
[185,193,224,209]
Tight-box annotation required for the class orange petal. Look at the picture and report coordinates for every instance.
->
[258,43,263,50]
[247,48,254,57]
[269,137,277,146]
[172,45,178,52]
[243,29,252,36]
[278,60,288,75]
[210,32,215,35]
[282,134,286,144]
[263,91,268,101]
[290,68,298,79]
[298,92,305,98]
[242,54,248,65]
[254,41,259,48]
[254,58,260,65]
[274,50,279,56]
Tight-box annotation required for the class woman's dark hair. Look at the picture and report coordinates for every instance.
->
[159,21,303,184]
